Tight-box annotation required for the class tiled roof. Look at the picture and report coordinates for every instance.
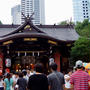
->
[0,25,79,42]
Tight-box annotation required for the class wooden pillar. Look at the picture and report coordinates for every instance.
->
[54,52,61,71]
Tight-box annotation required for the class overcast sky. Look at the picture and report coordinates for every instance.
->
[0,0,73,24]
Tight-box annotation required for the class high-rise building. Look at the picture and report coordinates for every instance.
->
[73,0,90,23]
[21,0,45,25]
[11,5,21,25]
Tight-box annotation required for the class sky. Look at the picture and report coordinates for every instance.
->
[0,0,73,25]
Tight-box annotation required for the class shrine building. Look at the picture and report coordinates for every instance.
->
[0,15,79,74]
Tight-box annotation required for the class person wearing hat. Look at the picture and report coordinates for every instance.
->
[70,60,90,90]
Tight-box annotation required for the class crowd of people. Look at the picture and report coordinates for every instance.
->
[0,60,90,90]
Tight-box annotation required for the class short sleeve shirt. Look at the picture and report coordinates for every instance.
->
[0,80,4,87]
[48,71,65,90]
[28,74,48,90]
[70,70,90,90]
[17,77,27,90]
[64,74,71,88]
[4,78,13,90]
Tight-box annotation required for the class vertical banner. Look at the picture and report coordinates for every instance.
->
[0,53,3,75]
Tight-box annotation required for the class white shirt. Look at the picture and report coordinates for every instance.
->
[0,80,4,87]
[64,74,71,88]
[30,71,36,76]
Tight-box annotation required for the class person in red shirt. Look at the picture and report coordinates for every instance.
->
[70,60,90,90]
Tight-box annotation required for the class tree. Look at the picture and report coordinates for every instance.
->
[58,21,68,25]
[58,20,74,25]
[0,20,2,24]
[75,19,90,38]
[78,24,90,38]
[70,19,90,65]
[70,37,90,63]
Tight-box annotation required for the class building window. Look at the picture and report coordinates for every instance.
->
[86,7,88,9]
[86,13,88,15]
[85,1,87,3]
[83,13,85,15]
[84,16,85,18]
[83,7,85,9]
[83,4,84,6]
[82,1,84,3]
[83,10,85,12]
[86,10,88,12]
[86,4,87,6]
[87,16,89,18]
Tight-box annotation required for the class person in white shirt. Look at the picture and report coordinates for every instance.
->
[14,72,19,83]
[26,69,30,77]
[0,75,4,90]
[14,72,19,90]
[64,69,72,90]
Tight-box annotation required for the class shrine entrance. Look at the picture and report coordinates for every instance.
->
[1,36,53,73]
[12,56,35,71]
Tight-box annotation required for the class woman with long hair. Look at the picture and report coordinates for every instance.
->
[4,73,14,90]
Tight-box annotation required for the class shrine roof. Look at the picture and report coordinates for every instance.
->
[0,24,79,42]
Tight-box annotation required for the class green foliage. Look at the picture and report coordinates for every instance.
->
[75,19,90,38]
[59,21,68,25]
[79,25,90,38]
[75,22,82,30]
[71,37,90,63]
[58,20,74,25]
[75,19,89,30]
[0,21,2,24]
[70,19,90,65]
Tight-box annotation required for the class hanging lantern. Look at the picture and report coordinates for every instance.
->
[32,52,34,56]
[25,52,27,56]
[5,58,11,67]
[49,58,54,65]
[18,52,20,56]
[38,52,39,56]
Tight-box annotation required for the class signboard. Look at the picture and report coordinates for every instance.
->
[5,58,11,67]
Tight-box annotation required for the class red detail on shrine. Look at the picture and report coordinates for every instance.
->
[54,52,61,71]
[0,53,3,75]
